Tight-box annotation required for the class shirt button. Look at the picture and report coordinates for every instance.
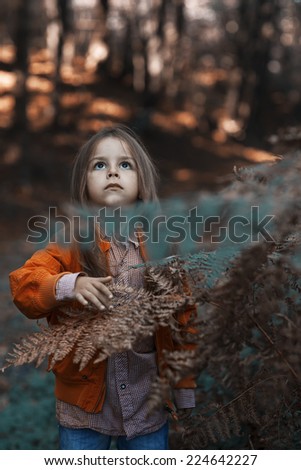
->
[120,383,126,390]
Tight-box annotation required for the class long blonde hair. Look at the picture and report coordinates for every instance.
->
[70,124,159,276]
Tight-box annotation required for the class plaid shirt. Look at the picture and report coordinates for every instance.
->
[55,239,194,439]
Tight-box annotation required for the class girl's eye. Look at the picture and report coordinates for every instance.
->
[120,161,131,169]
[94,162,105,170]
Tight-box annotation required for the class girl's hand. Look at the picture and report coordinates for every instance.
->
[74,276,113,311]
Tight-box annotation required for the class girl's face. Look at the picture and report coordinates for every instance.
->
[86,136,139,207]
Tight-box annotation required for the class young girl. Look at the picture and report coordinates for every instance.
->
[9,125,196,450]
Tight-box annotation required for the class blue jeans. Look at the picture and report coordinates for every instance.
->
[59,422,169,450]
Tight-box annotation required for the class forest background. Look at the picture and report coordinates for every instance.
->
[1,0,301,450]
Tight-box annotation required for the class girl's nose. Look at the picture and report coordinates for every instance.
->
[107,168,119,178]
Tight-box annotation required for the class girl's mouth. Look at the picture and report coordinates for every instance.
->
[105,183,123,190]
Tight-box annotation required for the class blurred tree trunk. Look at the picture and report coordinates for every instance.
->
[52,0,72,128]
[99,0,109,15]
[235,0,279,144]
[13,0,30,183]
[14,0,28,132]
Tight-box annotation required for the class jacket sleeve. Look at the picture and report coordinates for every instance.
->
[9,243,75,319]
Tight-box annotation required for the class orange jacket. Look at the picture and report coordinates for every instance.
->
[9,240,196,413]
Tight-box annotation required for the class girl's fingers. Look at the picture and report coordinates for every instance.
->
[99,276,112,283]
[85,286,111,309]
[81,290,106,311]
[74,276,114,310]
[94,278,113,299]
[75,292,89,306]
[84,285,113,310]
[91,286,113,309]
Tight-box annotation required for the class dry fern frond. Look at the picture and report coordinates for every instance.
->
[145,349,198,413]
[182,385,264,449]
[158,349,198,387]
[147,376,171,414]
[4,269,193,371]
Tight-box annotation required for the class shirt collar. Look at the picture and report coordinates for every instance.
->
[100,236,139,251]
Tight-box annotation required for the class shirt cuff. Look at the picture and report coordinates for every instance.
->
[173,388,196,409]
[55,272,85,301]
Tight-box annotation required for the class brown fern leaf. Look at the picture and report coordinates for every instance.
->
[4,323,66,369]
[182,385,264,448]
[4,271,192,371]
[147,376,171,414]
[50,315,94,369]
[158,350,197,387]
